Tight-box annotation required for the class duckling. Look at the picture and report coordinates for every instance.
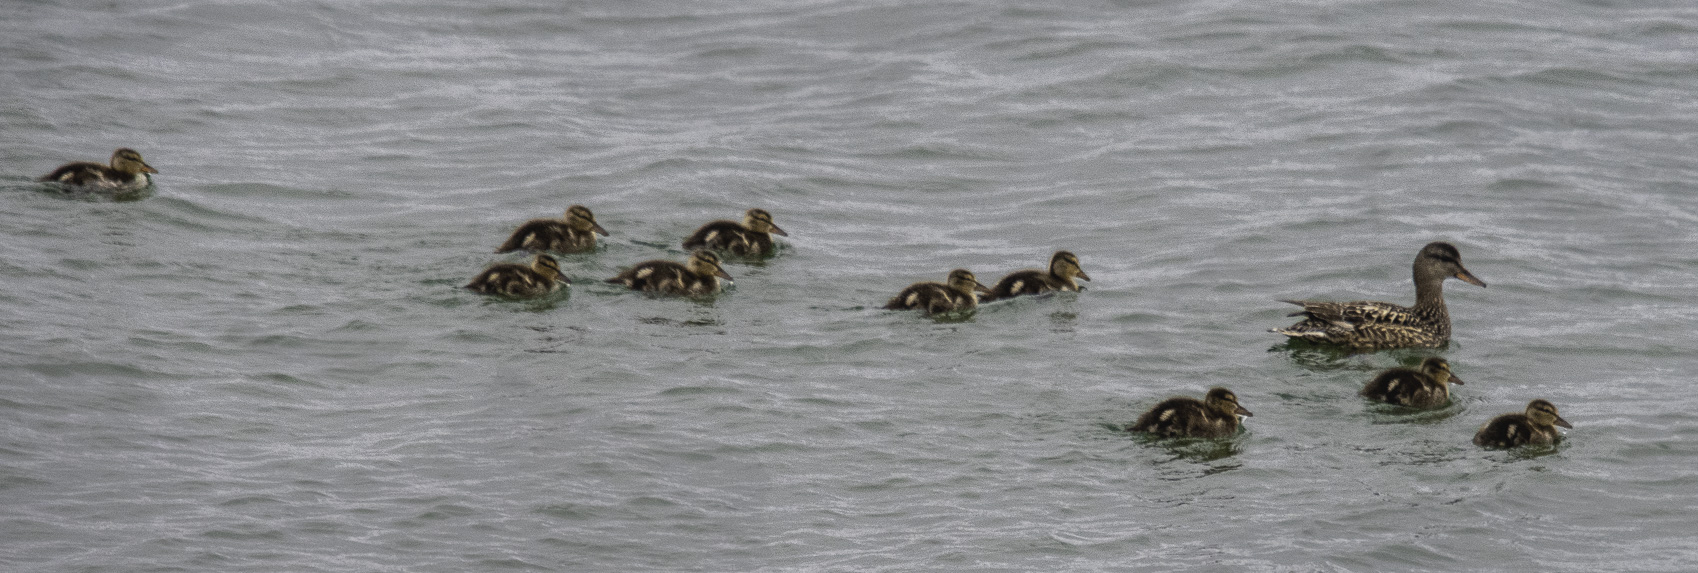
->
[38,148,158,189]
[465,253,569,297]
[1473,399,1572,448]
[494,204,609,254]
[1128,387,1253,439]
[605,250,733,296]
[1272,241,1487,350]
[1359,357,1465,408]
[982,250,1091,302]
[883,269,990,314]
[681,208,788,257]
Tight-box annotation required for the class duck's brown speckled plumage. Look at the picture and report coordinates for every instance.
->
[464,254,569,298]
[39,148,158,189]
[1273,241,1487,350]
[1128,387,1253,439]
[681,208,788,257]
[606,250,733,296]
[1360,357,1465,408]
[494,205,609,254]
[983,250,1090,302]
[1474,399,1572,448]
[883,269,990,315]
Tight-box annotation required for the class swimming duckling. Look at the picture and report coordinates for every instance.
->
[464,253,569,297]
[681,208,788,257]
[1473,399,1573,448]
[1128,387,1253,439]
[494,204,609,254]
[1359,357,1465,408]
[883,269,990,315]
[983,250,1091,302]
[605,250,733,296]
[38,148,158,189]
[1272,241,1487,350]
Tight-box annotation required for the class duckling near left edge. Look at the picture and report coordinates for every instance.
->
[1128,387,1253,439]
[1473,399,1573,448]
[681,208,788,257]
[38,148,158,189]
[1359,357,1465,408]
[605,250,733,296]
[465,254,570,297]
[883,269,990,315]
[494,204,609,254]
[982,250,1091,302]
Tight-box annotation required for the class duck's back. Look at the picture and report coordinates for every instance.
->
[496,219,595,253]
[1130,397,1237,438]
[1360,368,1448,408]
[608,260,715,295]
[885,282,972,314]
[683,220,770,256]
[40,162,119,186]
[465,264,558,297]
[985,269,1066,301]
[1278,299,1447,349]
[1473,414,1552,448]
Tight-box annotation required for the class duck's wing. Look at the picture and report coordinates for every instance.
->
[39,162,109,186]
[1360,369,1426,405]
[495,219,569,253]
[884,282,956,312]
[1129,397,1206,437]
[466,264,546,296]
[986,269,1056,301]
[1473,415,1531,448]
[682,220,748,249]
[1272,299,1434,346]
[606,260,688,292]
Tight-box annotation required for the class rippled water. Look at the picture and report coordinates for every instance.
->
[5,1,1698,571]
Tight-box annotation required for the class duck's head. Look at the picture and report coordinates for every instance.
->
[1415,241,1486,288]
[743,208,788,237]
[530,254,569,284]
[111,148,158,175]
[1525,399,1573,429]
[1419,356,1463,385]
[565,205,609,236]
[945,269,991,295]
[1205,387,1253,418]
[687,250,734,280]
[1048,250,1091,282]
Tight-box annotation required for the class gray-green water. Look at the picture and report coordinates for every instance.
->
[5,1,1698,571]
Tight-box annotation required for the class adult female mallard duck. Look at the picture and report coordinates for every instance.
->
[605,250,733,296]
[1272,241,1487,350]
[982,250,1091,302]
[883,269,990,314]
[494,204,609,254]
[681,208,788,256]
[1128,387,1253,439]
[1359,357,1465,408]
[38,148,158,189]
[1473,399,1573,448]
[465,253,569,297]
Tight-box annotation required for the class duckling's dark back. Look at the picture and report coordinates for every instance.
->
[1129,396,1240,439]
